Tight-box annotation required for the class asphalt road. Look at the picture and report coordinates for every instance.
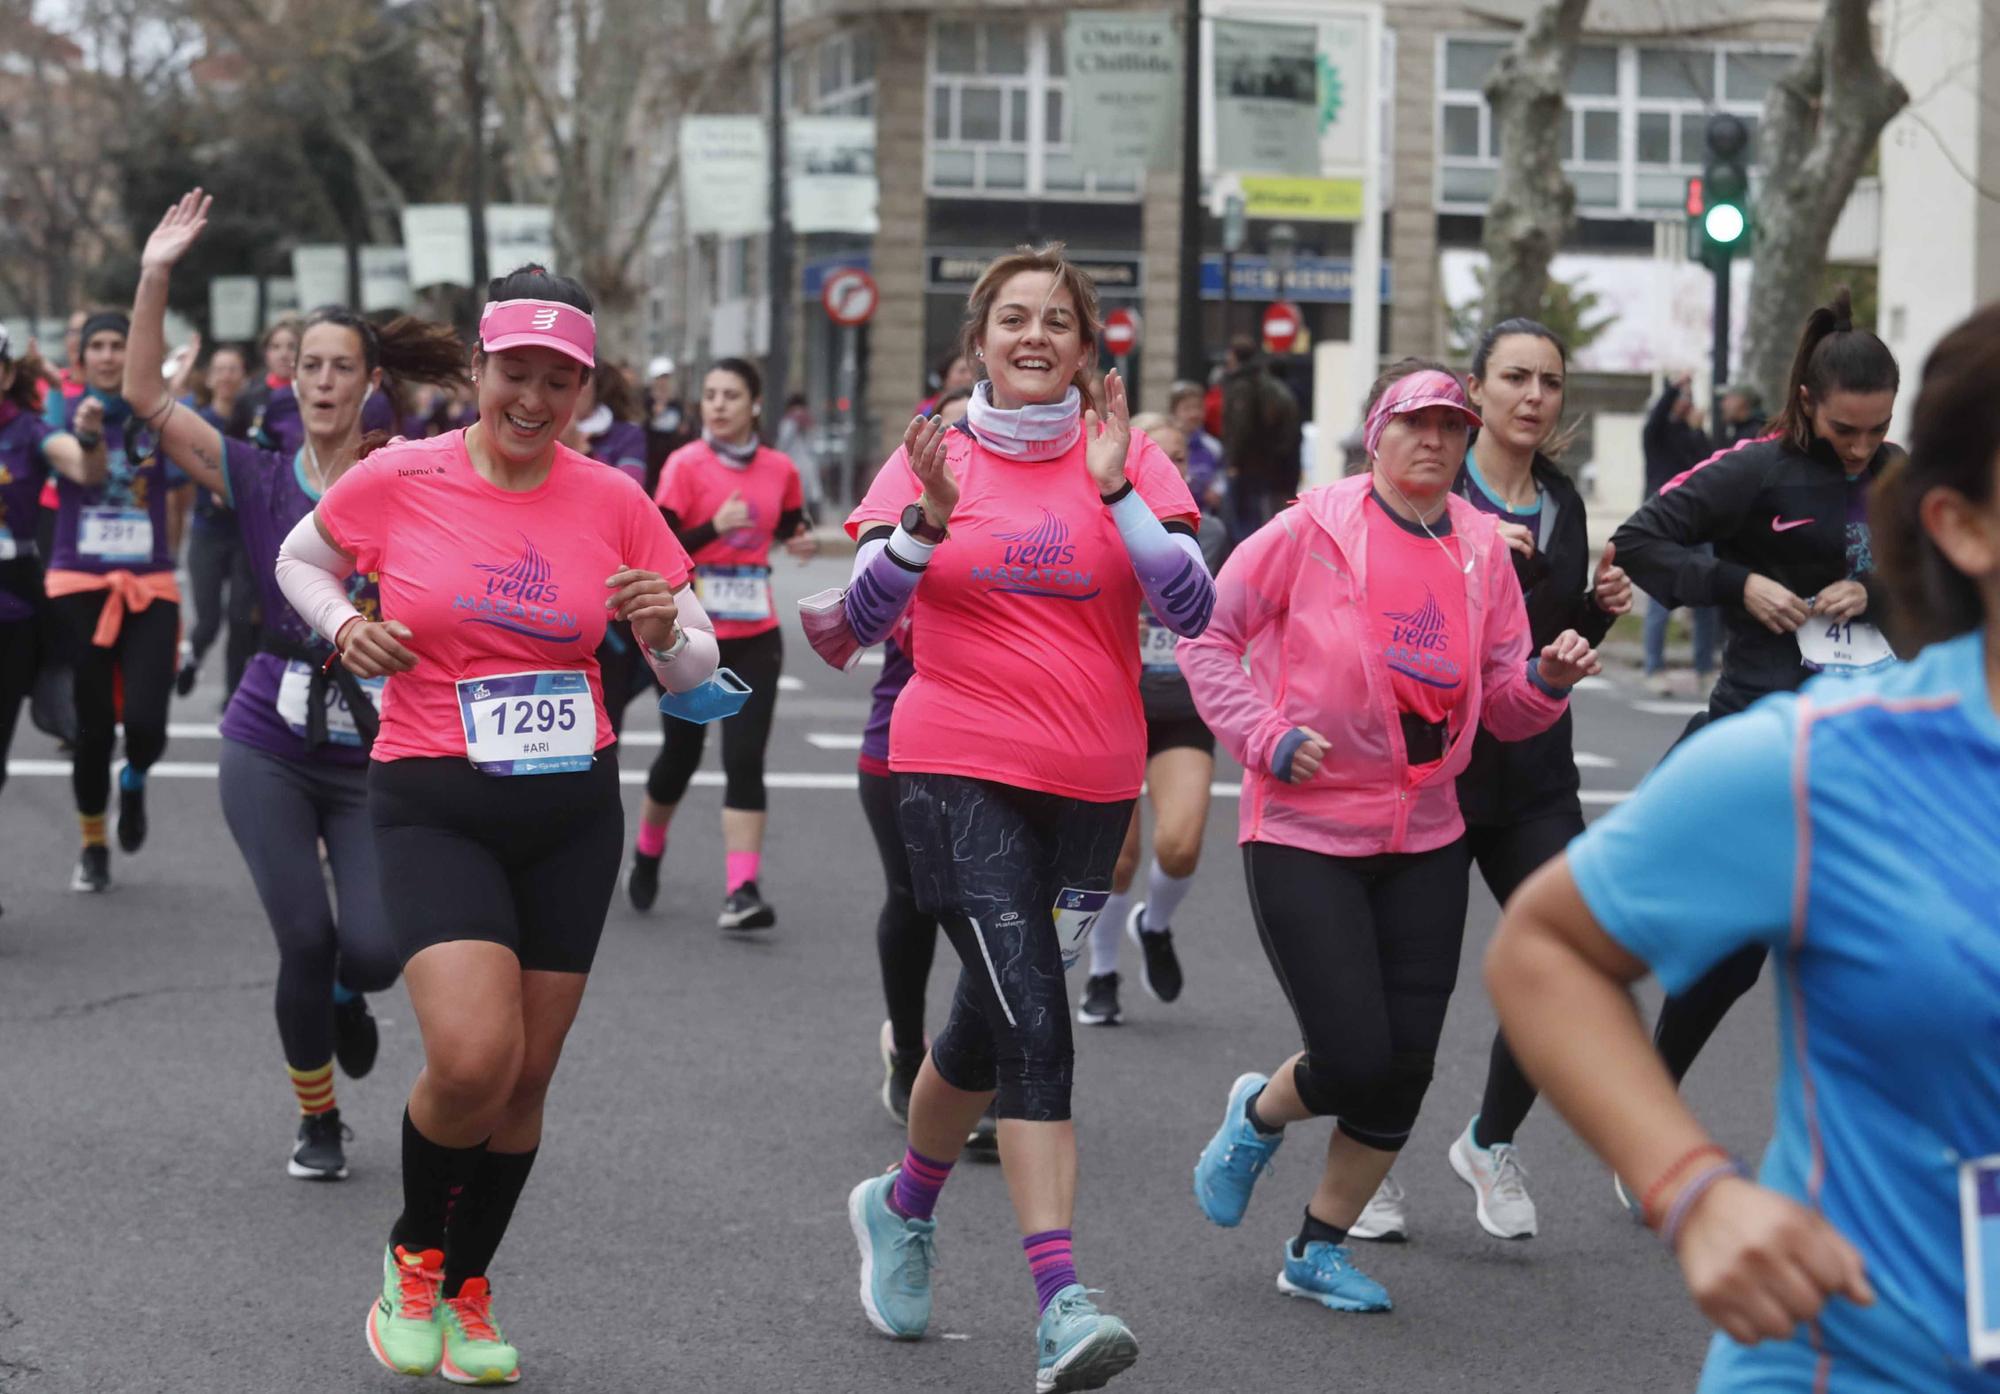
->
[0,552,1771,1393]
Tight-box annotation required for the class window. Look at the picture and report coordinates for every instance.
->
[928,18,1138,198]
[1436,36,1790,218]
[802,31,878,118]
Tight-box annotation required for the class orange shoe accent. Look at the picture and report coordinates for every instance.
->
[394,1245,445,1322]
[446,1278,501,1343]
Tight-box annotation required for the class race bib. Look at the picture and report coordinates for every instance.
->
[78,507,153,562]
[1053,887,1111,972]
[696,564,773,623]
[275,660,384,746]
[1798,619,1896,675]
[455,670,597,775]
[1138,614,1180,673]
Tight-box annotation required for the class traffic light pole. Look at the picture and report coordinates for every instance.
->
[1710,252,1730,433]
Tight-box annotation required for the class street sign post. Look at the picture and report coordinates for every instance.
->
[821,268,879,504]
[1263,301,1302,355]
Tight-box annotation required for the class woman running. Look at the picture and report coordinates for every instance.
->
[125,191,470,1182]
[275,259,717,1384]
[1488,301,2000,1394]
[1415,319,1632,1243]
[1076,411,1230,1028]
[1182,358,1598,1313]
[629,356,815,929]
[176,342,259,701]
[842,243,1210,1393]
[1609,289,1898,1115]
[42,307,183,891]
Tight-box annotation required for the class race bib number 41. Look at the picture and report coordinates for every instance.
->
[456,670,597,775]
[1798,619,1896,675]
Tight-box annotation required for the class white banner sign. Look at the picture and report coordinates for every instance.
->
[210,277,258,340]
[679,116,770,236]
[1315,14,1370,170]
[1066,11,1181,172]
[291,245,348,310]
[359,247,413,313]
[402,204,473,290]
[486,205,558,278]
[263,277,300,320]
[1214,19,1322,176]
[789,116,877,235]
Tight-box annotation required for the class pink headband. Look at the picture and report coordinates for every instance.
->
[479,297,595,368]
[1364,369,1483,458]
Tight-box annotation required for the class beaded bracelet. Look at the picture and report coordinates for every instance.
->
[1641,1142,1732,1229]
[1660,1157,1750,1251]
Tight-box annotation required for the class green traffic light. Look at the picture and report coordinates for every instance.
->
[1704,204,1746,245]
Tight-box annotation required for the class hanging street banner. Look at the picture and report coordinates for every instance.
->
[290,245,348,311]
[401,205,474,289]
[1065,10,1180,172]
[680,116,770,237]
[263,277,300,320]
[359,247,412,313]
[1213,19,1321,176]
[790,116,878,235]
[1315,12,1370,170]
[486,205,558,277]
[209,277,258,340]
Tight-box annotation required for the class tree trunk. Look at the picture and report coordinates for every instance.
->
[1738,0,1906,406]
[1479,0,1590,328]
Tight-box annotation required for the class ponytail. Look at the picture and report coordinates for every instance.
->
[1770,287,1899,454]
[2,345,50,413]
[300,305,467,459]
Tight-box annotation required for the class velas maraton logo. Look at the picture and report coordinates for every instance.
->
[454,536,582,642]
[971,510,1101,602]
[1382,586,1461,690]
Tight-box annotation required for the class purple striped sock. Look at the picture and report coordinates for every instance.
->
[1023,1229,1078,1313]
[889,1148,953,1221]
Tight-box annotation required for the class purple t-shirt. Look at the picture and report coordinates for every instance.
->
[215,438,379,766]
[258,386,398,457]
[0,401,52,622]
[48,391,177,575]
[859,627,915,773]
[589,420,648,488]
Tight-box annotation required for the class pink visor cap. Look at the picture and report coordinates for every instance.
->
[1364,369,1483,458]
[479,297,596,369]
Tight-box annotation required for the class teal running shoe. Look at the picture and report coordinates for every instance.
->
[365,1244,445,1376]
[1034,1284,1138,1393]
[1276,1240,1392,1313]
[1193,1072,1282,1227]
[848,1170,937,1339]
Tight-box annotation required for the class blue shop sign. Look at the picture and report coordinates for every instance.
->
[1200,255,1391,303]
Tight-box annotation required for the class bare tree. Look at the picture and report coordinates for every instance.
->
[1479,0,1590,327]
[1739,0,1906,401]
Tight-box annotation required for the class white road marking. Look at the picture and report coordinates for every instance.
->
[1573,752,1617,768]
[778,675,805,692]
[1571,676,1614,692]
[1632,700,1708,717]
[805,733,865,750]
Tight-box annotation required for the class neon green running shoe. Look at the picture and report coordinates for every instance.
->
[440,1277,521,1386]
[365,1244,445,1377]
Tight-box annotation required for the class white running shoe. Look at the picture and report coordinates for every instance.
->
[1346,1172,1407,1243]
[1448,1118,1538,1239]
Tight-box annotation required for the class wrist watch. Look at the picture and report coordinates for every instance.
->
[645,624,689,664]
[74,430,103,451]
[901,502,948,545]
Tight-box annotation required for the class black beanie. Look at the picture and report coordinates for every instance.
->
[79,312,130,350]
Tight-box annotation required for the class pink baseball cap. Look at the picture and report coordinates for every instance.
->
[479,297,596,369]
[1364,368,1483,457]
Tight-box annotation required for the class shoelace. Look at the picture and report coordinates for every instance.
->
[889,1226,939,1293]
[395,1259,442,1323]
[1050,1287,1105,1324]
[306,1114,354,1146]
[1487,1145,1530,1204]
[446,1291,501,1343]
[1218,1133,1279,1182]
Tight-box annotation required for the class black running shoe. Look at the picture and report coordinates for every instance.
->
[1076,972,1121,1026]
[1128,904,1185,1004]
[288,1108,351,1181]
[174,645,199,697]
[116,776,147,853]
[965,1105,1000,1159]
[628,850,662,912]
[718,880,776,932]
[69,846,110,893]
[333,996,380,1079]
[879,1021,921,1125]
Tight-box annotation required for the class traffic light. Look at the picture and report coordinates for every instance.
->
[1699,114,1751,261]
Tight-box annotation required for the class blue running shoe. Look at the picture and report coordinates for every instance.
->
[1193,1071,1282,1227]
[847,1170,937,1340]
[1034,1285,1138,1393]
[1276,1240,1392,1313]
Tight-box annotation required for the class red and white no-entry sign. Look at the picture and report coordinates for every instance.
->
[1262,301,1302,354]
[1102,308,1140,358]
[821,268,879,327]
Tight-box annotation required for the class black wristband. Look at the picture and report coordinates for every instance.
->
[74,430,103,451]
[1100,480,1135,506]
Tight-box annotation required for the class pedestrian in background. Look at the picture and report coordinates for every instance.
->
[1640,373,1719,695]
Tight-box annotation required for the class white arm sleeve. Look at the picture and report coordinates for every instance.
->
[275,512,362,647]
[643,583,721,693]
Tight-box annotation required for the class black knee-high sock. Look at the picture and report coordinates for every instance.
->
[444,1147,540,1296]
[1292,1207,1349,1256]
[1474,1031,1538,1148]
[389,1110,488,1256]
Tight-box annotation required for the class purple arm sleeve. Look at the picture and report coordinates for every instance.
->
[1109,490,1214,637]
[843,531,931,646]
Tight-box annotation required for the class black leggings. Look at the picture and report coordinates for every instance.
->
[645,627,782,810]
[0,614,33,800]
[1464,811,1586,1146]
[218,740,399,1071]
[187,523,257,697]
[898,772,1130,1122]
[860,770,939,1060]
[52,590,179,817]
[1244,838,1471,1152]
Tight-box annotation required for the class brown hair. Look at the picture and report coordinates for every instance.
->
[960,243,1103,411]
[301,308,468,457]
[1769,287,1899,455]
[593,361,638,422]
[2,344,50,413]
[1869,304,2000,649]
[260,317,301,357]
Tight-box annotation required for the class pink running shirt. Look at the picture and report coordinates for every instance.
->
[1363,495,1472,762]
[654,440,803,640]
[315,429,693,763]
[846,426,1197,801]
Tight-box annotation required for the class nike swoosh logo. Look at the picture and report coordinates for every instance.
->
[1771,517,1815,532]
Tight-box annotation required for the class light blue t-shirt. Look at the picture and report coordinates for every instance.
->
[1571,630,2000,1393]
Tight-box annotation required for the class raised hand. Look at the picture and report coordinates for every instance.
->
[1593,541,1633,616]
[903,413,958,528]
[1084,368,1132,496]
[140,189,212,272]
[606,568,682,652]
[1537,629,1602,689]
